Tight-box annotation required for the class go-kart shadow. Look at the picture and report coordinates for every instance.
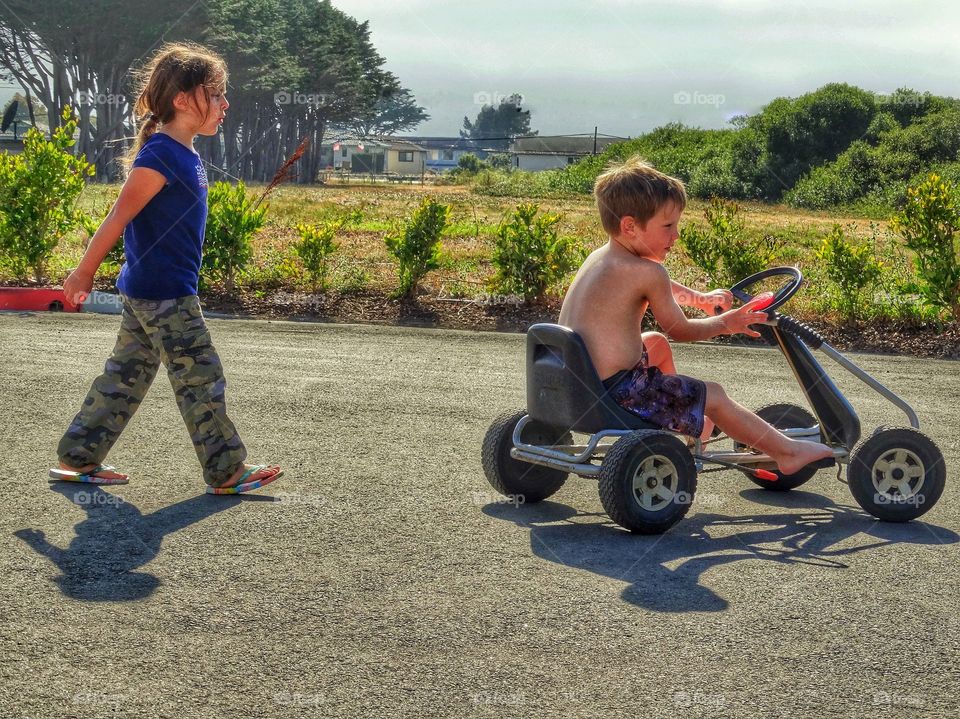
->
[483,488,958,613]
[14,482,274,602]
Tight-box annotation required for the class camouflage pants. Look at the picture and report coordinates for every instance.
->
[58,295,247,486]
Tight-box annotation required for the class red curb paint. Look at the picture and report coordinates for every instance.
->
[0,288,80,312]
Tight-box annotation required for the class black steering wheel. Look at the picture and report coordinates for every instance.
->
[729,266,803,314]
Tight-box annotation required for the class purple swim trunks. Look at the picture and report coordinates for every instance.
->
[602,348,707,437]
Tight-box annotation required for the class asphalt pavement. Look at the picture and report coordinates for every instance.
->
[1,312,958,718]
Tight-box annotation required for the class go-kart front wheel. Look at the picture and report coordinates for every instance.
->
[481,409,571,503]
[848,427,945,522]
[598,430,697,534]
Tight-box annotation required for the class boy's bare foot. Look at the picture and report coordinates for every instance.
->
[774,440,835,476]
[57,462,128,482]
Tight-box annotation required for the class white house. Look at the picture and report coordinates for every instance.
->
[321,137,428,175]
[509,135,627,171]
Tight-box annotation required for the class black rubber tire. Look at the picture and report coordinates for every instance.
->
[49,301,64,311]
[734,403,820,491]
[481,409,571,503]
[598,430,697,534]
[848,427,946,522]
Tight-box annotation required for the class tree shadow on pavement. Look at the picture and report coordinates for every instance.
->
[483,489,958,613]
[14,482,273,602]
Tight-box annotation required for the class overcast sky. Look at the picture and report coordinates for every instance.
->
[3,1,957,139]
[331,0,960,138]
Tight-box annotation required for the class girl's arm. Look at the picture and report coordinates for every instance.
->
[63,168,168,304]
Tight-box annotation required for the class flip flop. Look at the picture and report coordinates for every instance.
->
[206,464,284,495]
[48,464,130,485]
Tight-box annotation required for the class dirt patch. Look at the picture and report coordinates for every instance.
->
[196,286,960,360]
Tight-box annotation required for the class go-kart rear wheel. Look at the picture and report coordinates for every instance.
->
[481,409,571,503]
[598,430,697,535]
[734,403,820,491]
[848,427,945,522]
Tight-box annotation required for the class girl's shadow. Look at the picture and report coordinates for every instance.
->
[14,483,273,602]
[484,489,958,613]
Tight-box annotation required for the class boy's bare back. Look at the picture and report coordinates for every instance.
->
[559,243,667,381]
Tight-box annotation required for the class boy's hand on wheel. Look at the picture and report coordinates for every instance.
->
[720,292,775,337]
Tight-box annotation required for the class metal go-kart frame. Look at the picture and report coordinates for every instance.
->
[481,267,947,535]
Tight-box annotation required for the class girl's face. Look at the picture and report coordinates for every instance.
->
[175,85,229,136]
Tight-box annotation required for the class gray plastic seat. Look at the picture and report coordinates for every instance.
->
[526,323,660,434]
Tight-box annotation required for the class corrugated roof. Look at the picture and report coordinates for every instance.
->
[511,135,625,154]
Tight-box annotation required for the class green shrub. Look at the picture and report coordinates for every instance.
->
[814,224,883,321]
[385,197,449,298]
[295,221,340,291]
[679,198,776,288]
[80,208,124,267]
[490,202,584,301]
[0,106,94,282]
[890,173,960,320]
[202,181,266,292]
[457,153,486,173]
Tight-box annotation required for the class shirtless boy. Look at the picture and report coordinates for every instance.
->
[558,157,834,475]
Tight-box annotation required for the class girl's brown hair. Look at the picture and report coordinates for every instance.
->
[124,42,227,168]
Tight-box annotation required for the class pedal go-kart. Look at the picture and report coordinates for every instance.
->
[481,267,946,534]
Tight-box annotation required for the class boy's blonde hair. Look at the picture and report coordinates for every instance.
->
[593,156,687,235]
[124,42,228,169]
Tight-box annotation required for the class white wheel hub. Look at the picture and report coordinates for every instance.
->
[871,448,925,500]
[631,454,679,511]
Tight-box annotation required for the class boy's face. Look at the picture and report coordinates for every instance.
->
[620,203,682,263]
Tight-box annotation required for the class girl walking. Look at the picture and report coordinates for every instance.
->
[52,43,282,495]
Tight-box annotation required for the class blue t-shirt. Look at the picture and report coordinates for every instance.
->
[116,133,209,299]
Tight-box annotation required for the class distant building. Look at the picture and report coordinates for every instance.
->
[397,136,491,172]
[509,135,627,171]
[320,137,428,175]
